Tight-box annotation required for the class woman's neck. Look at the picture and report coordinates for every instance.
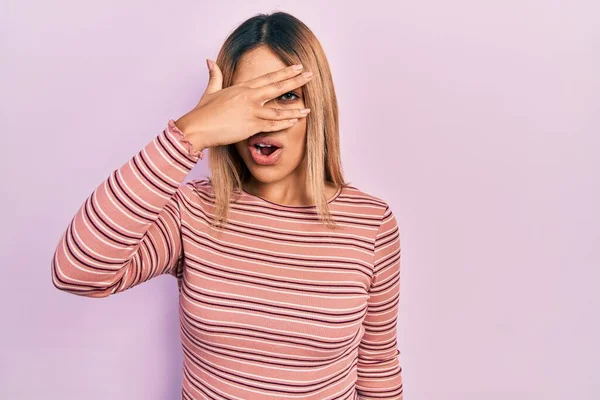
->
[243,175,338,207]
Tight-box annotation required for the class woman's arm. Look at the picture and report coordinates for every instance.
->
[51,61,316,299]
[356,206,404,399]
[51,120,202,298]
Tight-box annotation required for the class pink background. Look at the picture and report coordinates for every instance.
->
[2,0,599,399]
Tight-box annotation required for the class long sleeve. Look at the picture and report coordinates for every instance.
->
[51,120,201,298]
[356,205,403,399]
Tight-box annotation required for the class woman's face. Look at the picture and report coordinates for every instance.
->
[232,46,308,185]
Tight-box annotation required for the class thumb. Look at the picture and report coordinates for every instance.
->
[204,59,223,95]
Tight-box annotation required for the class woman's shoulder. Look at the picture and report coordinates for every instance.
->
[177,178,216,204]
[338,184,395,217]
[185,177,214,193]
[340,185,399,242]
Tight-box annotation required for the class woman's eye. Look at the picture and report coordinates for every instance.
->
[278,92,299,102]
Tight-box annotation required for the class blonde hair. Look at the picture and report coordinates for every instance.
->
[208,11,346,227]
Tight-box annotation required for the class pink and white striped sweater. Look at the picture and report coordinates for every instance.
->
[51,120,403,399]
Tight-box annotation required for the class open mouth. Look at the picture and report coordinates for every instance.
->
[254,143,280,156]
[248,134,284,165]
[248,141,283,165]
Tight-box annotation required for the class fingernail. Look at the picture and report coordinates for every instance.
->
[293,64,303,70]
[290,118,299,123]
[302,71,313,78]
[206,59,213,71]
[300,108,311,114]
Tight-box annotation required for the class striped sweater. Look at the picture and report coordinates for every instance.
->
[51,120,403,400]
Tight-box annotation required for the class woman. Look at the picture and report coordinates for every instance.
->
[52,11,403,400]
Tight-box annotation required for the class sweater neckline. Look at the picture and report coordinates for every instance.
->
[240,185,343,209]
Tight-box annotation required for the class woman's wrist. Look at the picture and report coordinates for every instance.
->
[169,116,206,159]
[174,111,209,154]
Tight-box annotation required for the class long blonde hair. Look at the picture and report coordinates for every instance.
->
[208,11,346,227]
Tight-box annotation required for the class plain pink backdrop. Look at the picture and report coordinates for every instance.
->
[1,0,598,399]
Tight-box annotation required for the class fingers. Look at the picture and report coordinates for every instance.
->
[204,59,223,95]
[244,63,305,89]
[255,70,313,105]
[256,118,301,132]
[254,106,311,121]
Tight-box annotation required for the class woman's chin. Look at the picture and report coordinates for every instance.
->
[246,166,287,184]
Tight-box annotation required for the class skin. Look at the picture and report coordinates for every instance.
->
[232,45,338,206]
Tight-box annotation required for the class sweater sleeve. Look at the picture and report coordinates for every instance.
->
[51,120,201,298]
[356,205,404,399]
